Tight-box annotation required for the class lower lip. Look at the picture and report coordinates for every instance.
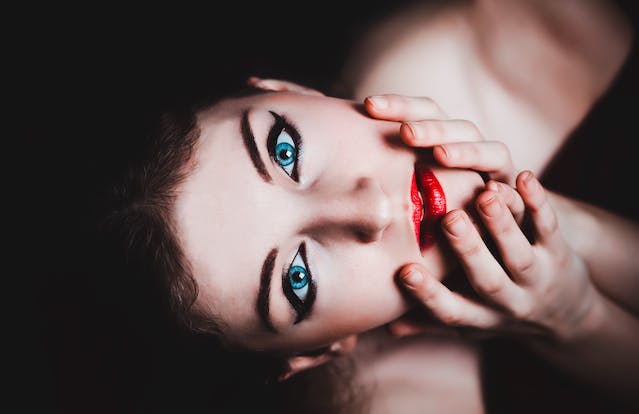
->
[412,163,446,251]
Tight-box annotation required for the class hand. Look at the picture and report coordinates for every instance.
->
[390,171,599,343]
[364,94,517,185]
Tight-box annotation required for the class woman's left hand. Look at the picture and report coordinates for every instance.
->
[364,94,517,185]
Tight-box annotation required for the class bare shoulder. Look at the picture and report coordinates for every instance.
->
[471,0,633,104]
[352,331,485,414]
[338,0,633,174]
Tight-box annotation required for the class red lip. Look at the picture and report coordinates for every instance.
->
[411,163,446,251]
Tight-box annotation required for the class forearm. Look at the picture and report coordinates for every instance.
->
[530,289,639,408]
[547,190,639,314]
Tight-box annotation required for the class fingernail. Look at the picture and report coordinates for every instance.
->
[479,194,501,217]
[443,145,457,160]
[367,95,388,110]
[486,180,500,193]
[443,212,466,236]
[401,122,416,142]
[434,145,448,160]
[402,269,423,286]
[521,170,540,192]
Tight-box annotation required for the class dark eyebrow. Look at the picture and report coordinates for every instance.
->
[257,247,278,333]
[241,109,272,183]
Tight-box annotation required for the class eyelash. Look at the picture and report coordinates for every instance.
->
[266,111,303,181]
[265,111,314,322]
[282,242,316,324]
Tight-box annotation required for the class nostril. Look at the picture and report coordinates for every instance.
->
[354,226,382,243]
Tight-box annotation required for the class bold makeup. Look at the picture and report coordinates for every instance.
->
[410,171,423,247]
[413,162,446,251]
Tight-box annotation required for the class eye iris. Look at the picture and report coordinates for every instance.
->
[288,265,308,290]
[275,141,295,167]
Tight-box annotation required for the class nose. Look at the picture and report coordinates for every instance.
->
[310,177,392,242]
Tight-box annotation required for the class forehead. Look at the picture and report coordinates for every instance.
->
[174,95,267,333]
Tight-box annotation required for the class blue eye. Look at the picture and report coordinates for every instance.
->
[282,243,316,323]
[288,262,309,301]
[274,131,296,173]
[267,111,302,181]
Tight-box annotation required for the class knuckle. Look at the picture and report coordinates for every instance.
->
[494,218,517,238]
[419,96,436,107]
[509,300,533,320]
[418,283,439,303]
[538,209,559,235]
[467,142,482,158]
[510,255,536,275]
[477,276,505,297]
[439,309,462,326]
[459,239,484,258]
[461,120,482,140]
[423,120,445,141]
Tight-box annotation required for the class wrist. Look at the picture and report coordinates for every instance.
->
[546,191,597,260]
[560,286,607,345]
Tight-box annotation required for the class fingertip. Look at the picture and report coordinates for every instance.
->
[517,170,536,190]
[400,266,424,288]
[400,122,416,143]
[442,210,468,237]
[433,145,448,163]
[477,190,503,217]
[484,180,498,194]
[365,95,388,113]
[517,170,546,204]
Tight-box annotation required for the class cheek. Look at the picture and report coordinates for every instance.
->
[319,256,410,334]
[305,117,401,179]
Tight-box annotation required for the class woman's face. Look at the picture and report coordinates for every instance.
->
[174,91,484,352]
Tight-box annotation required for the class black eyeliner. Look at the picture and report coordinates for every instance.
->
[282,243,316,324]
[266,110,303,181]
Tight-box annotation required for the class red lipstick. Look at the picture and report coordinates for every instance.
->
[411,171,423,247]
[412,163,446,251]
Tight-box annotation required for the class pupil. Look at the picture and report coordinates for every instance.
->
[279,149,292,160]
[275,142,295,166]
[291,270,305,283]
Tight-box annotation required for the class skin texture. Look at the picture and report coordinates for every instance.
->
[365,94,639,407]
[173,90,486,353]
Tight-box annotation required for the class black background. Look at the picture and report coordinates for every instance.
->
[17,1,639,413]
[18,3,410,413]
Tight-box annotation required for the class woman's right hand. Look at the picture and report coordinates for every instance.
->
[364,94,517,186]
[389,171,599,344]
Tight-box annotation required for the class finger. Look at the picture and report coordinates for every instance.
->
[434,141,516,185]
[398,263,505,329]
[442,210,525,307]
[485,180,525,225]
[516,171,566,254]
[401,119,482,147]
[364,94,447,121]
[475,190,539,286]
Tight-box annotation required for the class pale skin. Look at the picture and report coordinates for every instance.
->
[363,94,639,408]
[174,0,638,411]
[337,0,639,408]
[174,89,488,355]
[255,0,637,411]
